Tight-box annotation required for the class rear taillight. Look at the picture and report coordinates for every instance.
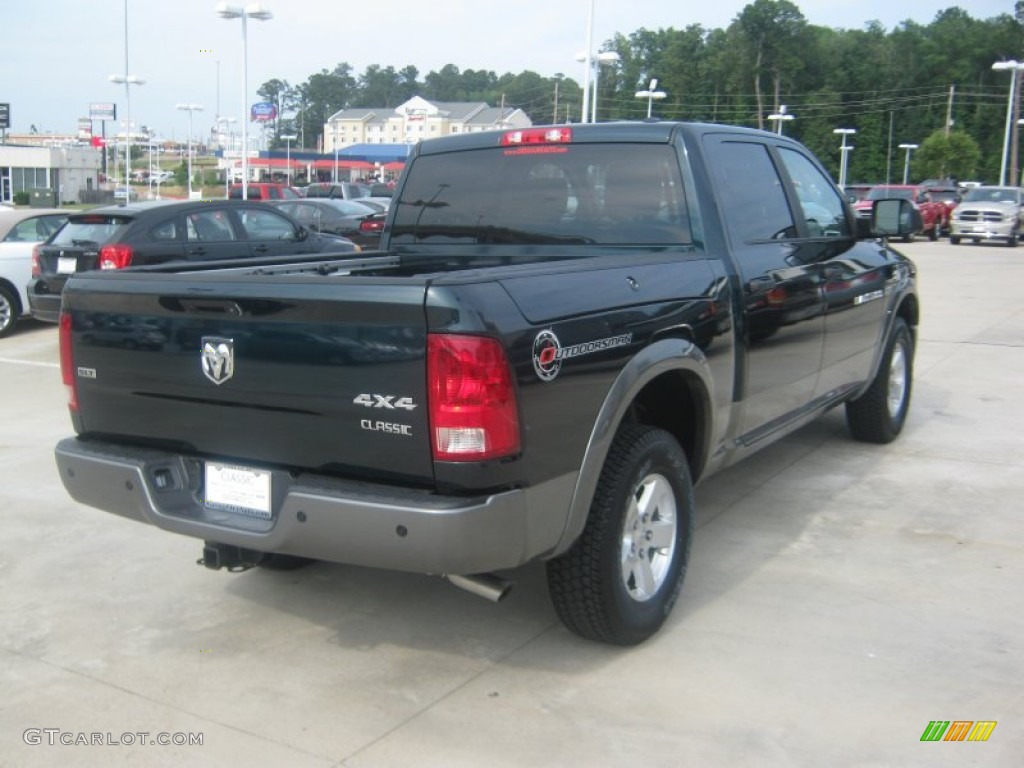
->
[99,244,133,269]
[359,218,385,234]
[31,245,42,278]
[59,311,78,412]
[427,334,520,461]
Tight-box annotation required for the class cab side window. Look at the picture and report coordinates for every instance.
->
[777,147,850,238]
[705,140,795,242]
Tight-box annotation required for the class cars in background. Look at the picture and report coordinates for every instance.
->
[302,182,371,200]
[269,198,387,249]
[843,183,875,203]
[853,184,947,241]
[113,186,139,202]
[0,207,68,337]
[27,199,356,323]
[927,186,962,233]
[228,182,301,201]
[949,185,1024,246]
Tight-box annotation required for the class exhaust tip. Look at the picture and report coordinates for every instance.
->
[445,573,514,603]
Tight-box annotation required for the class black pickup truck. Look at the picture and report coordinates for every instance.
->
[54,122,919,645]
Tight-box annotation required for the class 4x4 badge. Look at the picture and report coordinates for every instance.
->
[201,337,234,385]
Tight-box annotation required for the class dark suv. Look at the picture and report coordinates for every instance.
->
[28,200,356,322]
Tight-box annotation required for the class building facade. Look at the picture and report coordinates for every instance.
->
[323,96,532,153]
[0,143,102,205]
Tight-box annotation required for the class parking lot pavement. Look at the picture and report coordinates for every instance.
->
[1,241,1021,767]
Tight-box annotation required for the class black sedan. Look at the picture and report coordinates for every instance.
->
[28,199,356,323]
[269,199,386,249]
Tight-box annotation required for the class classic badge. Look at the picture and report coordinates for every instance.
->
[201,337,235,385]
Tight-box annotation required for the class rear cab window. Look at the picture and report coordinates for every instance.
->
[390,141,695,248]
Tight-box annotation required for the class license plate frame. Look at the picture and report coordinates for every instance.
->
[204,462,272,519]
[57,256,77,274]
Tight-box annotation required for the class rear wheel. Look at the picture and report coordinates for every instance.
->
[950,235,961,245]
[546,426,694,645]
[0,285,20,338]
[845,318,913,443]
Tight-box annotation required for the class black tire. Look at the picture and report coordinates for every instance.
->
[1007,233,1018,248]
[901,232,914,243]
[0,284,20,338]
[546,426,694,645]
[927,221,939,241]
[845,318,913,443]
[256,553,316,571]
[950,235,961,245]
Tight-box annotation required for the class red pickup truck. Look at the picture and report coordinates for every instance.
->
[853,185,948,241]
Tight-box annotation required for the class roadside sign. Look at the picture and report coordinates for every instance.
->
[89,102,117,121]
[250,102,277,122]
[0,103,9,129]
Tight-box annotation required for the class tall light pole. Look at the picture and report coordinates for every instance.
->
[575,50,620,123]
[992,60,1024,186]
[217,3,273,200]
[833,128,856,190]
[579,0,594,123]
[635,78,667,118]
[109,74,145,187]
[280,133,296,185]
[899,143,918,185]
[767,105,794,135]
[177,103,204,198]
[109,0,143,190]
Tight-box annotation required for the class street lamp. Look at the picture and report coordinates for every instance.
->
[176,103,204,198]
[767,105,794,135]
[109,74,145,187]
[217,3,273,201]
[898,143,918,185]
[833,128,856,189]
[280,133,296,184]
[635,78,667,118]
[575,50,620,123]
[992,60,1024,186]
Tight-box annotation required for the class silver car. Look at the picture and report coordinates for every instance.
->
[950,186,1024,246]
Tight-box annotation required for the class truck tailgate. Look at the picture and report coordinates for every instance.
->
[63,271,434,483]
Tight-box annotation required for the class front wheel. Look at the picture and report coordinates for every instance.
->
[950,235,961,245]
[845,318,914,443]
[546,426,694,645]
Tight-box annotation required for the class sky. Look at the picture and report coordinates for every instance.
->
[1,0,1016,143]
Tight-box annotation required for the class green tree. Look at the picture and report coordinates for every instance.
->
[915,130,981,180]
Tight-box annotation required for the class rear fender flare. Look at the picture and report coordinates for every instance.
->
[551,338,713,557]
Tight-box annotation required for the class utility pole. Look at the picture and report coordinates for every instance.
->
[945,84,955,137]
[1013,76,1023,186]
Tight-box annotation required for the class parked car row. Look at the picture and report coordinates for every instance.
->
[847,181,1024,247]
[20,199,359,329]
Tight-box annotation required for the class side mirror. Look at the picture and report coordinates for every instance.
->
[296,226,309,242]
[868,198,922,239]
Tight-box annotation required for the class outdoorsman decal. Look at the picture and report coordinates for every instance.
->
[532,329,632,382]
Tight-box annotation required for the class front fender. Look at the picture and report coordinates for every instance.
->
[550,337,714,557]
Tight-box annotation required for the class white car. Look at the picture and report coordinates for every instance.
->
[0,207,68,337]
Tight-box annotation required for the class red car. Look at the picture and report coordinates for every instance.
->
[853,185,948,241]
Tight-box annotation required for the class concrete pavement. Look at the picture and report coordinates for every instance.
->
[1,240,1021,767]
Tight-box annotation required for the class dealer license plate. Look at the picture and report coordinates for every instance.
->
[204,462,272,519]
[57,257,77,274]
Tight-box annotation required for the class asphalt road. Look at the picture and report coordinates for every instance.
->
[1,239,1021,767]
